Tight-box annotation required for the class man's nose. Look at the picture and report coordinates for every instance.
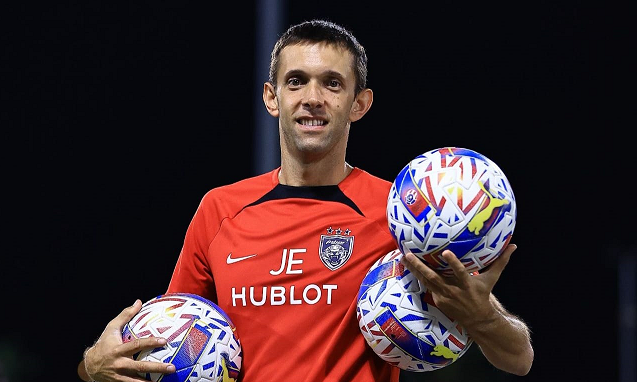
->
[302,82,323,108]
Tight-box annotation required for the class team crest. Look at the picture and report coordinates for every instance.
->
[404,189,418,205]
[319,227,354,271]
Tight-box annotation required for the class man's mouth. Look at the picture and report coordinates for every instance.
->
[297,118,327,126]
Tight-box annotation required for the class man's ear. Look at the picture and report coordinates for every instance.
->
[349,88,373,122]
[263,82,279,117]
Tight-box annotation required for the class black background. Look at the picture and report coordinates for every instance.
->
[2,1,636,382]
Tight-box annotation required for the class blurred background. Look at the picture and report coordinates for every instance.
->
[2,1,636,382]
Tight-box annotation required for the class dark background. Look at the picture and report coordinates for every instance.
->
[2,1,636,382]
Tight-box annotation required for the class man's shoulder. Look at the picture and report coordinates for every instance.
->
[340,168,391,218]
[201,169,278,206]
[346,167,392,193]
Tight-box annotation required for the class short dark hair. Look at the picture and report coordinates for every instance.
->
[269,19,368,95]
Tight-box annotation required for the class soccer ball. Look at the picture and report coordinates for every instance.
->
[356,249,473,371]
[387,147,516,274]
[122,293,242,382]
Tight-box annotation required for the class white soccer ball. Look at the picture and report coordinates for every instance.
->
[357,249,473,371]
[122,293,242,382]
[387,147,516,275]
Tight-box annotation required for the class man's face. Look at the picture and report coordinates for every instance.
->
[273,43,357,161]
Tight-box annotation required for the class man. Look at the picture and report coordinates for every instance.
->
[79,19,533,382]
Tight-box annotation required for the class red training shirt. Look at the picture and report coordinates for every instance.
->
[167,167,400,382]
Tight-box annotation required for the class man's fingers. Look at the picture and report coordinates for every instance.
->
[494,243,516,272]
[109,300,143,330]
[441,250,468,281]
[401,252,436,277]
[484,244,516,278]
[115,338,176,377]
[124,358,176,376]
[114,361,174,382]
[118,337,169,357]
[401,252,442,292]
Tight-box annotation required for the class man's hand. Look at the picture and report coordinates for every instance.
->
[401,244,533,375]
[400,244,516,328]
[79,300,176,382]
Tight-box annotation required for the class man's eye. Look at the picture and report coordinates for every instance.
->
[287,78,301,86]
[328,80,340,88]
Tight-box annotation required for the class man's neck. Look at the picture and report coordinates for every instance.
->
[278,160,353,186]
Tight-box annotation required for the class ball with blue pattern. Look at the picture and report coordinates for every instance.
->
[356,249,473,371]
[387,147,516,275]
[122,293,242,382]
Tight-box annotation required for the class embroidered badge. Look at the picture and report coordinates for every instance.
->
[319,227,354,271]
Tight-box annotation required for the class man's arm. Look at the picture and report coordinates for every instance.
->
[401,244,534,376]
[465,293,533,375]
[78,300,176,382]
